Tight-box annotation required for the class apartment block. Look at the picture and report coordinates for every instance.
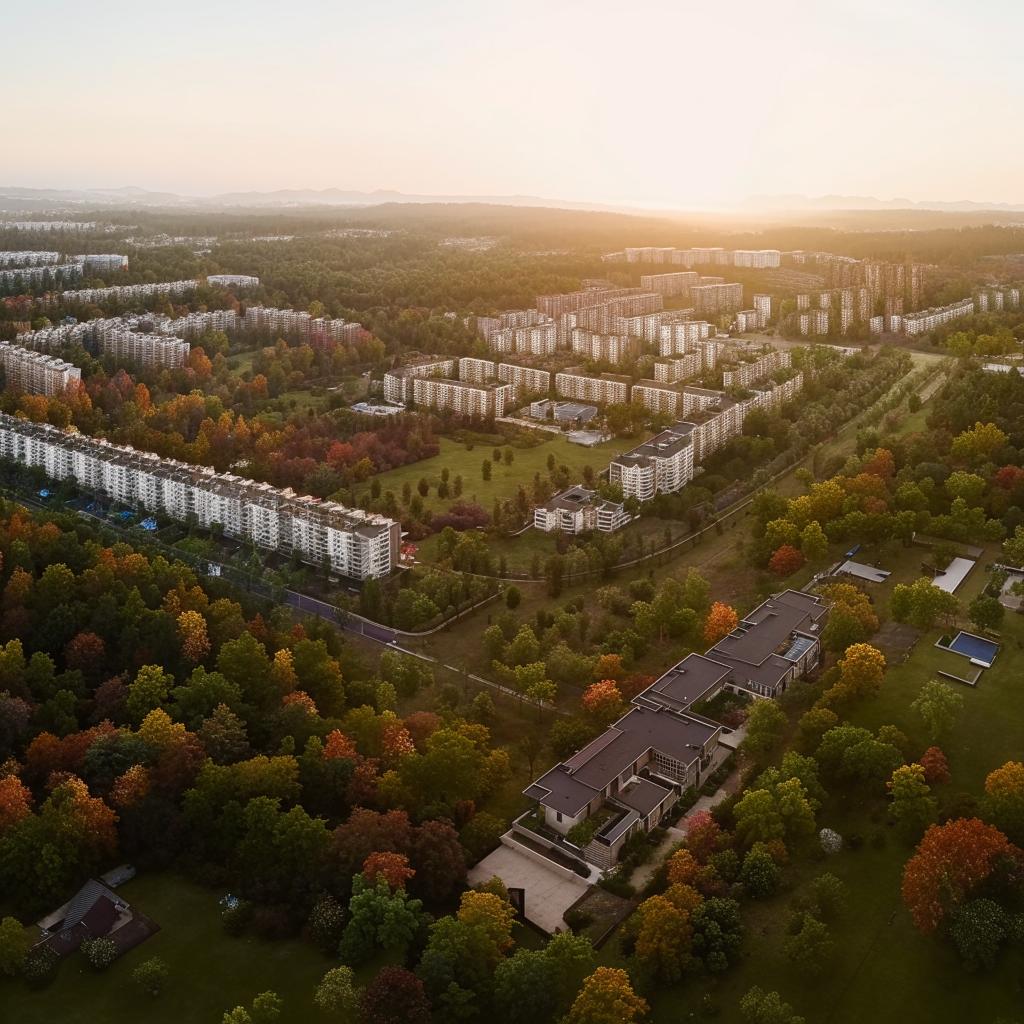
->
[534,485,630,534]
[382,358,456,405]
[733,310,761,333]
[53,280,198,306]
[609,427,695,501]
[535,287,651,317]
[411,376,513,418]
[457,357,497,383]
[0,414,398,579]
[901,298,974,336]
[497,363,551,396]
[475,308,548,340]
[73,254,129,273]
[796,310,831,336]
[96,329,190,369]
[0,252,61,267]
[732,250,782,269]
[574,293,664,334]
[752,293,772,325]
[639,271,700,298]
[0,221,96,232]
[653,353,702,383]
[0,341,81,395]
[658,319,712,356]
[721,348,791,389]
[570,329,642,363]
[632,380,683,417]
[691,282,744,314]
[487,322,558,356]
[1,263,82,289]
[242,306,362,344]
[555,371,631,405]
[207,274,260,289]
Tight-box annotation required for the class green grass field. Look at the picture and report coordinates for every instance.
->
[0,874,338,1024]
[362,435,630,515]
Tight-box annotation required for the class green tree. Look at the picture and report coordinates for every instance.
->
[125,664,173,725]
[949,898,1010,970]
[740,986,806,1024]
[799,521,829,563]
[743,699,787,759]
[740,844,781,898]
[314,965,359,1018]
[133,956,169,997]
[784,912,833,976]
[968,595,1004,633]
[911,680,964,742]
[338,877,426,964]
[888,764,937,840]
[0,916,31,977]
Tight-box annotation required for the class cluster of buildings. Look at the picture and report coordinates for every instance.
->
[519,588,828,871]
[0,414,399,579]
[0,221,97,232]
[608,247,783,269]
[0,340,81,395]
[241,305,364,344]
[18,318,191,369]
[864,287,1020,337]
[608,370,803,500]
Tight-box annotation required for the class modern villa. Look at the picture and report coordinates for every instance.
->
[516,589,829,872]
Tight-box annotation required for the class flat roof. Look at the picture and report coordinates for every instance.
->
[634,653,730,712]
[837,560,891,583]
[933,557,976,594]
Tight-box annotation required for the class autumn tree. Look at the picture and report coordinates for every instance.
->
[982,761,1024,844]
[888,764,937,841]
[177,610,211,664]
[768,545,804,578]
[919,746,950,785]
[563,967,648,1024]
[740,986,806,1024]
[826,643,886,706]
[362,851,415,891]
[0,775,32,834]
[313,965,359,1018]
[703,602,738,646]
[901,818,1016,932]
[360,966,431,1024]
[581,680,624,727]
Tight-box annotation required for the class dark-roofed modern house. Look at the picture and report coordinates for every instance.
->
[518,675,723,871]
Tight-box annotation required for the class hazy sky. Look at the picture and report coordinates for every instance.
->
[4,0,1023,207]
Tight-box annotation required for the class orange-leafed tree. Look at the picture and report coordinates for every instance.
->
[109,764,152,809]
[592,653,625,682]
[177,610,210,664]
[769,544,805,578]
[703,602,739,646]
[920,746,950,785]
[983,761,1024,845]
[362,851,416,891]
[901,818,1017,932]
[0,774,32,834]
[581,680,624,727]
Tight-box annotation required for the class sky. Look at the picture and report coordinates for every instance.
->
[4,0,1023,208]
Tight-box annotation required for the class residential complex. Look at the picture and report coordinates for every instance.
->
[518,587,827,871]
[496,362,551,397]
[382,359,456,405]
[658,319,713,356]
[72,254,129,273]
[639,271,700,297]
[613,247,782,269]
[653,353,703,383]
[533,485,630,534]
[1,263,83,289]
[242,306,363,344]
[207,274,261,289]
[52,280,198,306]
[900,297,975,336]
[0,221,96,232]
[18,319,191,369]
[0,251,61,267]
[0,414,399,580]
[0,341,82,395]
[691,282,744,315]
[570,330,642,363]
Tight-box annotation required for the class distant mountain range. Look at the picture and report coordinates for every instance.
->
[2,184,1024,215]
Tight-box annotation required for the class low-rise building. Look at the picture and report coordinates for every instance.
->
[534,485,630,534]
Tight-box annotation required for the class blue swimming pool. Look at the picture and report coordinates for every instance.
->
[947,631,1000,666]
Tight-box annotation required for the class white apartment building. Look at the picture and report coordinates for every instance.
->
[797,310,831,336]
[639,272,700,298]
[475,308,548,340]
[457,357,497,383]
[73,254,129,273]
[732,250,782,269]
[609,427,695,501]
[0,341,81,395]
[753,294,772,326]
[632,380,683,417]
[534,485,630,534]
[658,319,712,356]
[96,329,190,369]
[241,306,362,344]
[653,353,702,383]
[0,252,61,267]
[487,322,558,356]
[207,274,260,289]
[536,287,651,317]
[1,263,83,289]
[0,414,399,580]
[691,283,744,314]
[901,298,975,337]
[53,280,198,305]
[570,330,642,363]
[497,363,551,397]
[555,372,631,405]
[733,310,761,333]
[382,358,456,405]
[411,377,513,418]
[721,349,791,389]
[0,221,96,232]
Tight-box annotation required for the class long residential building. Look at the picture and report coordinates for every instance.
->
[52,279,198,306]
[0,341,82,394]
[901,297,975,336]
[411,377,513,418]
[382,358,456,405]
[690,282,744,314]
[555,371,631,405]
[631,380,685,417]
[17,320,191,369]
[72,254,129,273]
[1,263,82,289]
[536,287,652,317]
[474,309,549,340]
[497,362,551,396]
[639,271,700,297]
[609,426,695,501]
[0,252,61,267]
[0,414,398,579]
[0,221,96,232]
[242,306,363,344]
[207,274,260,289]
[721,348,791,389]
[487,322,558,356]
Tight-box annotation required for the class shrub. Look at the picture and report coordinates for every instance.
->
[81,937,118,971]
[133,957,169,997]
[564,909,594,931]
[221,898,254,936]
[22,945,59,987]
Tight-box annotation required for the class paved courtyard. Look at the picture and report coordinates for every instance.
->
[467,838,590,933]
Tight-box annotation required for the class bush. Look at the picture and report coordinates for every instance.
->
[564,908,594,931]
[81,937,118,971]
[133,957,169,997]
[221,898,254,936]
[22,945,60,987]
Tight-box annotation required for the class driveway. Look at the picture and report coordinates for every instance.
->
[467,838,590,934]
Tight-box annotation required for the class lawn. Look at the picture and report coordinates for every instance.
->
[0,873,338,1024]
[361,435,631,516]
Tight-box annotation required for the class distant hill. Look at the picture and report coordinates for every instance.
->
[741,193,1024,213]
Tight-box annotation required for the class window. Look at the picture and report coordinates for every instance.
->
[556,812,562,823]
